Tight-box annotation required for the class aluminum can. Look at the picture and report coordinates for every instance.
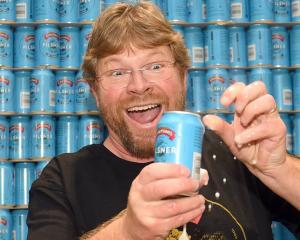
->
[16,0,33,23]
[293,69,300,110]
[0,0,15,22]
[13,26,35,68]
[187,70,206,112]
[272,69,292,111]
[206,0,230,22]
[282,225,298,240]
[79,24,92,65]
[206,68,229,111]
[0,25,12,67]
[230,0,249,22]
[11,210,28,240]
[184,27,204,68]
[59,0,79,23]
[280,114,293,153]
[187,0,206,23]
[36,160,49,178]
[248,68,272,94]
[79,0,104,22]
[204,25,229,67]
[14,71,31,114]
[56,115,78,155]
[15,162,36,206]
[0,69,14,114]
[294,113,300,155]
[0,162,14,206]
[247,24,272,67]
[274,0,291,22]
[292,0,300,22]
[55,70,75,114]
[30,69,55,114]
[250,0,274,22]
[31,115,55,160]
[271,221,283,240]
[0,116,8,160]
[290,25,300,67]
[271,26,289,67]
[75,70,98,113]
[33,0,59,22]
[154,111,203,181]
[166,0,187,23]
[9,116,30,160]
[0,209,12,239]
[229,26,247,68]
[78,115,104,149]
[229,69,248,85]
[35,24,60,68]
[172,25,185,38]
[60,26,80,68]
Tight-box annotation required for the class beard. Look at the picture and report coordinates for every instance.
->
[99,90,186,159]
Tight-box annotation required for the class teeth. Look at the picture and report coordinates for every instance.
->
[128,104,159,112]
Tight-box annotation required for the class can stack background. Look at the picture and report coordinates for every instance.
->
[0,0,299,240]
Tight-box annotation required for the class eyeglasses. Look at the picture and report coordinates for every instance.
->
[96,61,176,90]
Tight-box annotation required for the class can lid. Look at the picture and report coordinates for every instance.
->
[164,110,200,118]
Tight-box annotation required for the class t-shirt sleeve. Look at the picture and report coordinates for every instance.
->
[27,157,78,240]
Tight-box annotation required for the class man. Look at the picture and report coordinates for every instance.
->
[27,2,300,240]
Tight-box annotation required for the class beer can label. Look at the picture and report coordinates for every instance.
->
[0,163,14,205]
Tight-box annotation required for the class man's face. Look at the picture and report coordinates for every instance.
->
[93,46,186,159]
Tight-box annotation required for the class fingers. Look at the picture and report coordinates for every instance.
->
[221,81,245,106]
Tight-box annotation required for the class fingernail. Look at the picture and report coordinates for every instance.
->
[190,214,202,224]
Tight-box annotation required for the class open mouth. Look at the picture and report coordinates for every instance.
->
[127,104,162,124]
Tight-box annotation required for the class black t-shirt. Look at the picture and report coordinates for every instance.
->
[27,130,300,240]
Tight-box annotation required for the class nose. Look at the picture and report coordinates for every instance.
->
[126,70,153,95]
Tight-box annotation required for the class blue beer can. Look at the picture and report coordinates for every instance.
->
[188,70,206,112]
[206,0,230,22]
[292,0,300,22]
[16,0,33,23]
[0,162,14,206]
[250,0,274,22]
[294,113,300,155]
[230,0,249,22]
[248,68,272,94]
[274,0,291,22]
[272,69,292,111]
[35,24,60,68]
[204,25,229,67]
[293,69,300,110]
[172,25,185,38]
[60,26,80,69]
[187,0,206,23]
[271,221,283,240]
[15,162,36,206]
[59,0,79,23]
[0,209,12,239]
[33,0,59,22]
[0,69,14,114]
[0,0,15,22]
[36,160,49,178]
[184,27,204,68]
[78,115,104,149]
[9,116,30,160]
[31,115,55,160]
[0,116,9,160]
[75,70,98,113]
[56,116,78,155]
[13,26,35,68]
[79,0,104,22]
[229,69,248,84]
[280,113,293,153]
[290,25,300,67]
[229,26,247,68]
[79,24,92,65]
[271,26,289,67]
[166,0,187,23]
[154,111,203,181]
[206,68,229,111]
[55,70,75,114]
[247,24,272,67]
[30,69,55,114]
[14,71,31,114]
[0,25,12,67]
[11,210,28,240]
[282,225,298,240]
